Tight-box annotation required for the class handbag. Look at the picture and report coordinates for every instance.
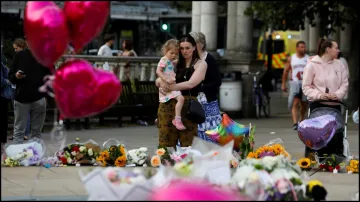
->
[184,62,205,124]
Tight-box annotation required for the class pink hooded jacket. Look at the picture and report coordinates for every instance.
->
[302,55,349,102]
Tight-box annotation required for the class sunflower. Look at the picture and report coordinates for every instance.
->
[297,158,311,169]
[101,150,110,160]
[96,155,104,162]
[115,155,127,167]
[109,145,117,152]
[119,146,126,156]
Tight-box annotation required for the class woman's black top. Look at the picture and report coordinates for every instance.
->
[176,60,202,97]
[199,53,222,102]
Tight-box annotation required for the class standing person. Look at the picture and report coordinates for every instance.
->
[8,38,52,144]
[97,33,115,57]
[1,53,12,152]
[281,41,309,130]
[189,31,222,143]
[157,34,207,148]
[118,40,137,81]
[155,39,186,130]
[8,39,30,141]
[302,38,348,156]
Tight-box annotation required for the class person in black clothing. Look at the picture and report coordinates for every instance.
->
[189,31,222,143]
[8,38,52,144]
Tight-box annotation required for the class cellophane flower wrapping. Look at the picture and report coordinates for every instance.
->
[247,138,291,161]
[81,167,153,200]
[232,155,305,201]
[55,139,101,165]
[127,147,149,166]
[97,138,127,167]
[3,139,45,166]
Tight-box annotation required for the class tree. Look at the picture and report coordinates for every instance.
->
[244,1,359,35]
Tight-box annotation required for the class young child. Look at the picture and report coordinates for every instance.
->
[155,39,186,130]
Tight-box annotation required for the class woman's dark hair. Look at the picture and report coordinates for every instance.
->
[317,38,334,56]
[176,34,200,80]
[13,38,27,49]
[123,40,133,51]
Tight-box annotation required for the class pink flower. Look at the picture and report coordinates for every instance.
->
[170,154,182,162]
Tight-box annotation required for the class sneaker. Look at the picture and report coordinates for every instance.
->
[172,119,186,130]
[293,123,298,130]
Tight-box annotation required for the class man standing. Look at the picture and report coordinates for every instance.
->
[97,33,115,57]
[281,41,309,130]
[8,38,52,144]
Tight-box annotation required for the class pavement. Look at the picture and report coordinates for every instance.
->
[1,91,359,200]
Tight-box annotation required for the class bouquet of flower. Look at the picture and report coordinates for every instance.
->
[96,139,127,167]
[126,147,148,166]
[232,155,317,201]
[151,146,175,167]
[247,138,290,160]
[345,158,359,174]
[296,158,317,171]
[82,167,153,200]
[56,138,101,165]
[169,146,192,163]
[2,140,44,166]
[317,154,346,173]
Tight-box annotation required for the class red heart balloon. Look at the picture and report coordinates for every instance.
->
[24,1,69,68]
[63,1,110,51]
[53,59,122,118]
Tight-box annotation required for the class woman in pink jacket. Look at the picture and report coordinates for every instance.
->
[302,39,349,110]
[302,38,349,157]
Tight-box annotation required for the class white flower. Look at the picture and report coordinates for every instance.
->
[25,150,34,158]
[67,157,72,164]
[261,156,278,170]
[271,168,301,182]
[79,146,87,153]
[14,154,23,160]
[138,147,147,152]
[71,151,77,156]
[65,151,71,157]
[231,165,256,188]
[88,149,93,156]
[5,158,10,164]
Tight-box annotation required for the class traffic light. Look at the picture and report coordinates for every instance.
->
[161,23,170,32]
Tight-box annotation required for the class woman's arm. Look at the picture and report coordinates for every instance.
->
[302,63,323,100]
[334,63,349,100]
[170,60,207,91]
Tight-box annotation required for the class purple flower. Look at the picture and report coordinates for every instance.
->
[259,151,275,158]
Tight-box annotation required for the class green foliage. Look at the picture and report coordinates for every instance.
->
[244,1,359,34]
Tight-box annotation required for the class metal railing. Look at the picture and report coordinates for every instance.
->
[57,55,264,82]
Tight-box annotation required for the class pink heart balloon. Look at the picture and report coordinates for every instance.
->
[63,1,110,51]
[53,59,121,118]
[24,1,69,69]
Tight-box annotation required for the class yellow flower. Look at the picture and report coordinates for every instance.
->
[247,152,258,159]
[115,155,127,167]
[297,158,311,169]
[346,166,351,171]
[101,151,110,160]
[354,164,358,169]
[156,148,166,156]
[101,160,107,167]
[151,155,161,167]
[119,146,126,156]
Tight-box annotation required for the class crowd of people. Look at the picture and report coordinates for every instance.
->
[1,32,359,155]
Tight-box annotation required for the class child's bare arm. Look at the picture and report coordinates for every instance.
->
[156,65,168,82]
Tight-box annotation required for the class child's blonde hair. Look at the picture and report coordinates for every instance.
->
[161,39,179,56]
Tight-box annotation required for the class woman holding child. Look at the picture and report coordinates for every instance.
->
[156,34,207,148]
